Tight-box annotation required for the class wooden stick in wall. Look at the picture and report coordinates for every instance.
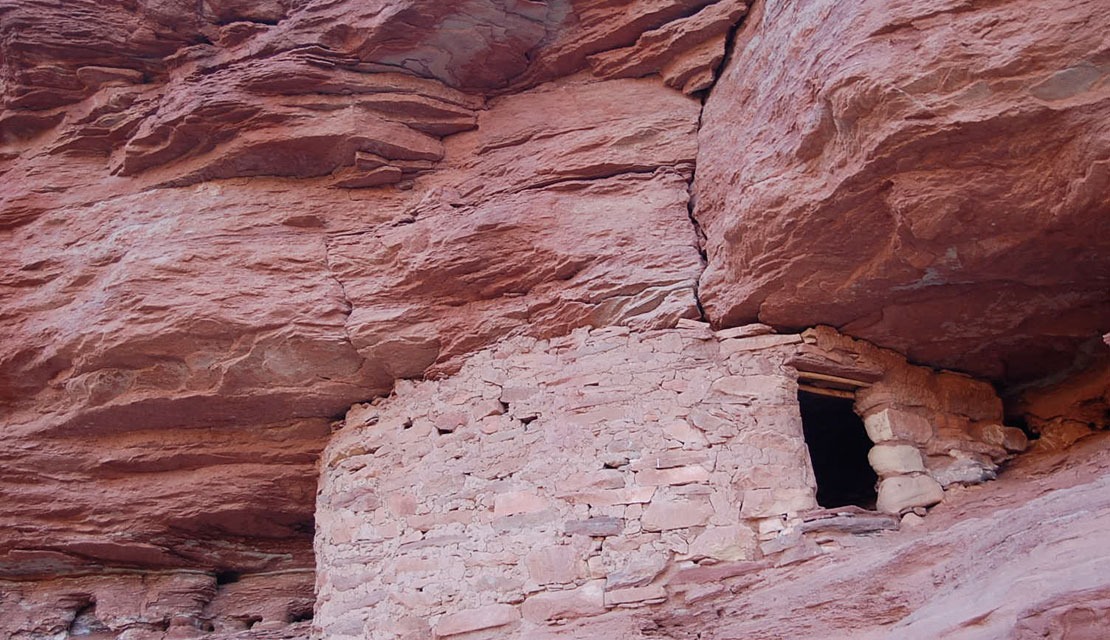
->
[797,371,872,387]
[798,384,856,399]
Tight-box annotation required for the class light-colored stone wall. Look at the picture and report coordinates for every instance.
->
[315,325,814,638]
[314,324,1018,638]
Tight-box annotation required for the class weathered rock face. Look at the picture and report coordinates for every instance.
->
[331,76,705,381]
[0,0,740,198]
[1013,342,1110,452]
[642,432,1110,640]
[0,0,742,635]
[694,0,1110,383]
[4,0,1110,638]
[1,572,315,638]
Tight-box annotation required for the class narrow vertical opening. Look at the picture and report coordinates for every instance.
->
[798,390,877,509]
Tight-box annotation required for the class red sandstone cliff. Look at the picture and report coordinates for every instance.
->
[1,0,1108,638]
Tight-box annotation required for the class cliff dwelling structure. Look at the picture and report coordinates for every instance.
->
[2,0,1109,639]
[311,323,1040,638]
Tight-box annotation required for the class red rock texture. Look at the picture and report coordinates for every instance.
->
[2,571,314,638]
[588,0,748,94]
[0,0,741,196]
[694,0,1110,383]
[3,0,1109,637]
[1014,346,1110,451]
[0,0,742,635]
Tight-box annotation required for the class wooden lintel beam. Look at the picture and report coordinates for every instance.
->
[797,384,856,399]
[797,371,872,388]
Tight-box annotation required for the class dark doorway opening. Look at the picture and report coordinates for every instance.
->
[798,390,878,509]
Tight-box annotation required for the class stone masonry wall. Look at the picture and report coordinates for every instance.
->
[799,326,1029,514]
[314,324,1020,638]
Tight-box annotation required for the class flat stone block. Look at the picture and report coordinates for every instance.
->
[642,498,712,531]
[434,604,519,637]
[564,516,623,537]
[605,584,667,606]
[526,546,582,584]
[494,491,548,516]
[716,323,775,339]
[520,580,605,624]
[864,408,933,444]
[687,524,757,562]
[740,488,816,518]
[635,464,710,486]
[719,334,803,357]
[709,374,793,403]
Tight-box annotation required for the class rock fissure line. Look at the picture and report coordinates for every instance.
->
[684,182,710,323]
[518,166,667,192]
[319,233,360,355]
[681,4,752,325]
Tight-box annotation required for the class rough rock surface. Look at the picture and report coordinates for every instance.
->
[694,0,1110,383]
[0,0,742,635]
[342,433,1110,638]
[3,0,1110,638]
[590,432,1110,640]
[1,573,315,638]
[1014,348,1110,451]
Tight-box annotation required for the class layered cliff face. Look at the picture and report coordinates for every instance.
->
[694,0,1110,383]
[1,1,736,635]
[2,0,1108,638]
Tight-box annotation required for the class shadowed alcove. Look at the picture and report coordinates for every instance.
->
[798,390,878,509]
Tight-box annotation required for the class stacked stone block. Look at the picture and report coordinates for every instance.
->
[315,324,1025,637]
[316,325,818,638]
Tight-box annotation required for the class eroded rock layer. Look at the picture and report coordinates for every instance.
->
[3,0,1110,637]
[0,0,745,635]
[1012,337,1110,452]
[0,0,741,198]
[694,0,1110,382]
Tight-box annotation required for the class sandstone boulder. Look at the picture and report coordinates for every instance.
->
[926,454,998,488]
[686,525,758,562]
[876,475,944,514]
[868,444,927,477]
[863,409,934,444]
[970,423,1030,453]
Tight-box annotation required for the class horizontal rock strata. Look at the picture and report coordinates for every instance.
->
[3,0,1109,637]
[0,1,752,633]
